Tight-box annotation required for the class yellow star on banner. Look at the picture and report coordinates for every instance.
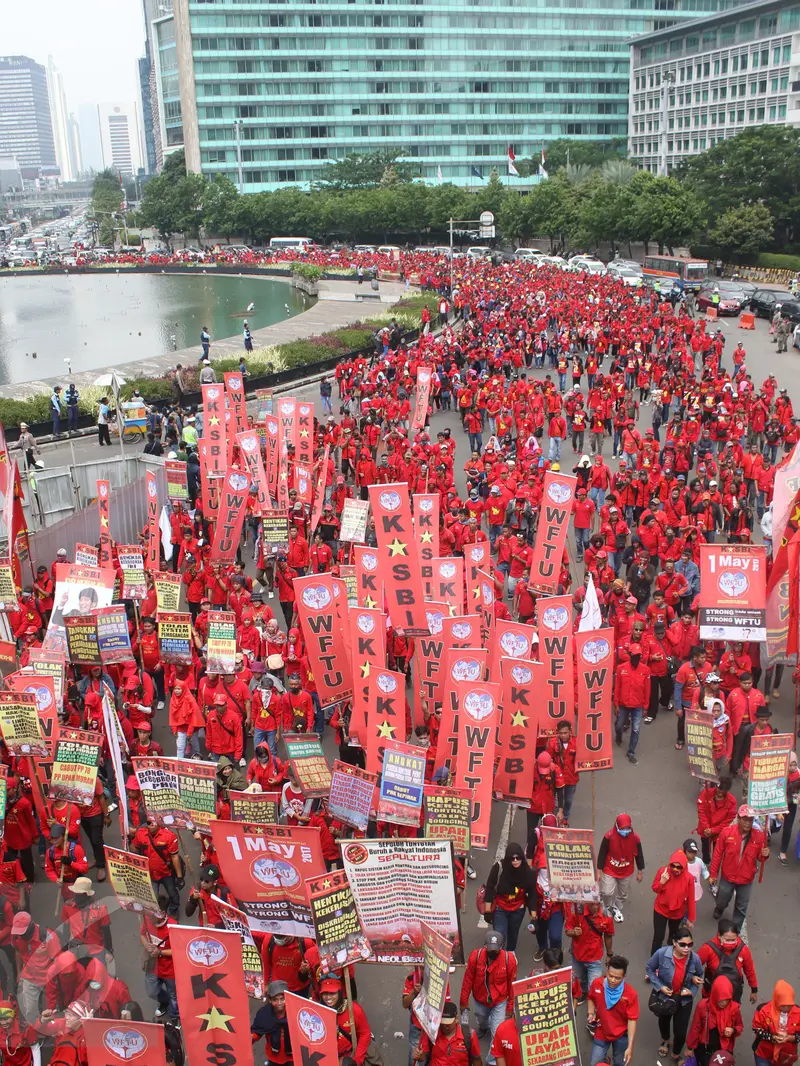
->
[197,1005,235,1032]
[364,596,377,609]
[511,709,528,727]
[377,719,395,739]
[300,429,310,438]
[472,586,481,600]
[420,531,433,544]
[360,662,371,679]
[387,539,407,557]
[209,416,220,426]
[100,517,109,527]
[323,878,332,889]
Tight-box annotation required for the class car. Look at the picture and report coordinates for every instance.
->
[749,289,793,318]
[466,246,492,258]
[775,299,800,325]
[696,284,749,315]
[570,257,606,275]
[515,247,545,261]
[539,255,568,269]
[607,263,643,287]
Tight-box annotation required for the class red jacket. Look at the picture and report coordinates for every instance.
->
[696,787,737,841]
[614,661,651,708]
[459,947,518,1011]
[710,821,768,885]
[652,850,696,921]
[697,935,758,998]
[752,984,800,1066]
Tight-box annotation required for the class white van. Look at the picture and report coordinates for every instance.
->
[377,245,401,258]
[268,236,315,251]
[466,246,491,258]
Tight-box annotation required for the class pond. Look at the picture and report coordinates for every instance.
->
[0,272,310,384]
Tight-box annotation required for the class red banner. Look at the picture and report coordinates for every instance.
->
[293,574,353,708]
[201,383,228,476]
[364,666,407,778]
[414,492,440,598]
[491,619,537,683]
[529,471,578,594]
[355,544,383,609]
[145,471,159,571]
[431,557,464,613]
[310,444,329,538]
[411,366,433,431]
[285,992,339,1066]
[264,413,279,503]
[237,430,270,515]
[210,821,325,936]
[293,461,313,506]
[169,926,255,1066]
[496,658,542,805]
[96,480,111,566]
[476,568,496,650]
[348,606,387,746]
[3,461,28,589]
[83,1018,168,1066]
[537,596,575,736]
[698,543,768,641]
[464,541,490,615]
[224,371,248,437]
[435,630,487,775]
[575,628,615,772]
[277,396,298,453]
[417,602,448,707]
[368,483,429,636]
[210,467,251,565]
[454,679,499,849]
[788,530,800,657]
[296,400,315,467]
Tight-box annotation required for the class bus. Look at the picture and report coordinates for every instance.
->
[642,255,708,292]
[268,236,315,251]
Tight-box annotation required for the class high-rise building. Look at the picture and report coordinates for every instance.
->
[46,56,76,181]
[96,102,145,176]
[67,113,83,178]
[170,0,749,192]
[139,51,157,174]
[0,56,56,169]
[141,0,181,171]
[629,0,800,173]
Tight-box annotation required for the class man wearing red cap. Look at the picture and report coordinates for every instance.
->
[205,691,244,764]
[613,644,651,765]
[527,751,564,837]
[44,824,89,896]
[709,804,769,929]
[596,815,645,923]
[3,778,37,885]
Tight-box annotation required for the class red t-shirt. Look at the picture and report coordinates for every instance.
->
[588,977,639,1041]
[491,1019,522,1066]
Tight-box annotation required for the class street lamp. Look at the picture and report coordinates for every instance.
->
[233,119,244,193]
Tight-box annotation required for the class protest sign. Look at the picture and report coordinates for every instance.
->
[65,614,101,665]
[422,785,472,854]
[256,388,274,421]
[213,895,265,999]
[44,563,116,655]
[285,993,339,1066]
[210,821,326,936]
[513,968,580,1066]
[294,575,353,708]
[118,545,147,601]
[207,610,237,674]
[4,673,57,760]
[95,605,133,665]
[83,1019,167,1066]
[431,557,464,614]
[575,629,615,772]
[170,926,254,1066]
[153,571,181,612]
[341,839,463,964]
[104,846,161,914]
[699,543,767,641]
[133,756,217,833]
[686,709,717,782]
[329,761,377,832]
[229,789,280,823]
[0,690,48,757]
[0,559,18,611]
[749,733,793,814]
[541,827,599,903]
[262,510,290,557]
[364,667,407,778]
[97,479,112,566]
[354,545,383,609]
[283,733,332,798]
[529,473,578,594]
[25,648,64,706]
[412,922,453,1043]
[50,729,102,805]
[165,460,189,502]
[157,612,193,665]
[0,766,6,843]
[75,543,99,566]
[306,869,372,970]
[348,605,386,746]
[417,603,446,705]
[369,482,430,636]
[537,595,575,736]
[378,741,426,827]
[434,644,488,777]
[496,658,541,805]
[340,498,370,543]
[454,679,499,849]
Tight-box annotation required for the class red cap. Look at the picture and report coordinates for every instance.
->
[629,643,642,655]
[125,776,140,791]
[536,751,552,772]
[320,977,343,993]
[136,721,152,733]
[214,693,227,706]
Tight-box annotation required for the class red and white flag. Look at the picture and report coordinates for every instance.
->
[507,145,519,177]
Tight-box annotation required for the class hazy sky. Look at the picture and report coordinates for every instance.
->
[5,0,145,108]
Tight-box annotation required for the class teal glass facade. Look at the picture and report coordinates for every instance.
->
[181,0,746,190]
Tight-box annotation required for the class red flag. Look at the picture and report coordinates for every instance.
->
[417,602,448,706]
[529,471,578,594]
[464,540,490,615]
[264,413,280,503]
[435,622,487,774]
[411,367,433,432]
[237,430,270,515]
[293,461,313,506]
[491,618,537,684]
[97,480,111,565]
[431,556,464,613]
[348,605,386,746]
[0,422,10,500]
[296,400,315,467]
[454,679,499,849]
[354,544,382,609]
[787,529,800,657]
[145,471,159,571]
[537,596,575,736]
[293,574,353,707]
[414,492,440,597]
[496,657,541,805]
[310,445,330,537]
[3,462,29,588]
[364,666,406,777]
[200,383,227,476]
[575,629,615,772]
[210,467,250,565]
[224,371,248,436]
[169,926,256,1066]
[83,1018,168,1066]
[368,482,429,635]
[285,992,339,1066]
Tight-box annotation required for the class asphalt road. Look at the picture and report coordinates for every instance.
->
[25,310,800,1066]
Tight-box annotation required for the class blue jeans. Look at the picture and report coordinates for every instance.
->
[572,957,603,996]
[469,432,483,452]
[549,437,562,461]
[535,910,563,952]
[153,875,180,917]
[52,412,61,436]
[492,907,526,952]
[145,973,178,1018]
[67,406,79,431]
[591,1035,628,1066]
[559,372,566,392]
[321,395,333,415]
[313,692,324,738]
[590,487,606,510]
[408,1023,422,1066]
[254,727,278,760]
[616,706,642,754]
[562,783,577,819]
[473,1000,507,1062]
[575,527,591,558]
[489,525,503,550]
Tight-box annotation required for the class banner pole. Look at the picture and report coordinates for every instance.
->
[132,601,146,674]
[591,770,596,835]
[343,967,358,1050]
[54,801,73,917]
[178,829,195,876]
[795,653,799,741]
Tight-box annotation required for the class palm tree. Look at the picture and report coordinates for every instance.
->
[599,160,638,186]
[565,162,593,187]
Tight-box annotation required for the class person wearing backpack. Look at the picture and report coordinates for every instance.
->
[43,824,89,897]
[131,822,183,918]
[686,976,743,1066]
[260,933,311,996]
[459,930,517,1058]
[697,919,759,1005]
[414,1000,482,1066]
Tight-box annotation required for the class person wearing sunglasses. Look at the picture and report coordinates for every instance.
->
[651,850,696,955]
[646,926,704,1063]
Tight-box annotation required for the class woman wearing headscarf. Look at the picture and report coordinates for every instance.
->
[169,681,206,760]
[753,981,800,1066]
[686,975,743,1066]
[483,842,537,952]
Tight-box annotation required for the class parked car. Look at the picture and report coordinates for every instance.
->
[696,284,749,315]
[607,263,643,287]
[749,289,793,318]
[466,246,492,258]
[775,298,800,324]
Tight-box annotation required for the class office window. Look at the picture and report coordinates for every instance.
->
[773,47,781,64]
[243,170,264,183]
[771,77,779,91]
[310,146,328,159]
[732,56,738,71]
[272,126,292,138]
[779,103,787,117]
[780,75,789,90]
[760,14,777,34]
[714,60,720,74]
[737,108,744,120]
[408,37,423,49]
[748,108,755,120]
[277,169,297,182]
[758,79,767,92]
[783,45,791,62]
[761,49,768,66]
[276,148,295,160]
[740,54,747,70]
[756,106,764,119]
[769,105,777,120]
[721,58,728,72]
[739,19,755,40]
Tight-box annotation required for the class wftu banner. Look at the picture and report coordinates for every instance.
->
[575,628,615,772]
[537,595,575,736]
[529,471,578,594]
[491,619,537,684]
[145,472,159,570]
[434,642,487,776]
[411,366,433,431]
[201,383,228,476]
[169,926,256,1066]
[210,467,251,564]
[364,666,407,778]
[431,556,464,613]
[294,574,353,708]
[454,679,499,849]
[417,602,448,705]
[699,543,767,641]
[96,480,111,566]
[286,992,339,1066]
[83,1018,168,1066]
[414,492,440,597]
[368,482,430,636]
[496,658,542,806]
[237,430,271,516]
[296,400,315,467]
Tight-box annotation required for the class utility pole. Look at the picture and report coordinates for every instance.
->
[659,70,675,177]
[234,120,244,193]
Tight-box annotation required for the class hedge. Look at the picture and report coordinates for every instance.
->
[755,253,800,272]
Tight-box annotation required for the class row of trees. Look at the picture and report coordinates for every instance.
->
[126,127,797,257]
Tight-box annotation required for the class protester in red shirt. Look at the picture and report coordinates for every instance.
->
[587,955,639,1066]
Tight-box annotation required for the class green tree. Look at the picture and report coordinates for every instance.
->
[138,150,207,247]
[525,173,578,251]
[708,202,775,259]
[629,172,705,255]
[201,175,241,240]
[90,168,124,245]
[316,149,414,190]
[520,138,626,176]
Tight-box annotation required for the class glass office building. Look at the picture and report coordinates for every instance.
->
[173,0,746,191]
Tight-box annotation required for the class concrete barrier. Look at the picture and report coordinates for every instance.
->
[739,312,755,329]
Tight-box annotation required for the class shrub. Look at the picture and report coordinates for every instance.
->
[292,263,324,281]
[278,340,340,368]
[755,252,800,271]
[119,378,175,402]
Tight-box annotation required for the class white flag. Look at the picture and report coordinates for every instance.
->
[508,159,519,177]
[579,572,603,632]
[437,165,443,184]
